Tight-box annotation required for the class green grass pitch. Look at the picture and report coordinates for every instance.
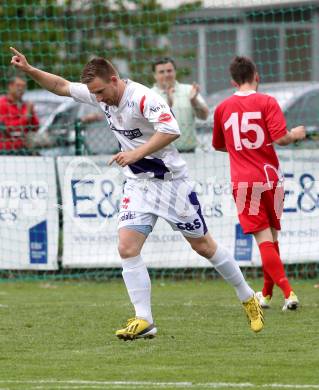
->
[0,279,318,390]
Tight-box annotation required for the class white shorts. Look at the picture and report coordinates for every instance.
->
[118,178,208,238]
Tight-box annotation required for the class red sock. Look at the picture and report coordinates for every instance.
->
[274,241,280,256]
[262,269,274,297]
[262,241,280,297]
[259,241,292,299]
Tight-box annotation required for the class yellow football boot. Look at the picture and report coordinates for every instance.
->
[242,295,264,333]
[115,317,157,341]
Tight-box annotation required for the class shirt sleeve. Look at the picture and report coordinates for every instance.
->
[265,96,288,141]
[69,82,97,106]
[140,91,180,135]
[212,106,226,149]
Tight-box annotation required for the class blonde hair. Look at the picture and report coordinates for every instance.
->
[81,58,118,84]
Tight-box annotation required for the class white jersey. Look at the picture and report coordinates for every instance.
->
[69,80,188,180]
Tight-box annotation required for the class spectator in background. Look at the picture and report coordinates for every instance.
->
[151,57,209,153]
[0,75,39,153]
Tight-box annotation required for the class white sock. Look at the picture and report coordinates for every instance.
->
[121,255,153,324]
[209,245,254,302]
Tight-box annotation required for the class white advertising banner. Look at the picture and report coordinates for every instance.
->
[0,157,58,270]
[58,150,319,268]
[57,156,124,268]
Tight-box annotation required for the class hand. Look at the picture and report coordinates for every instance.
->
[291,125,306,141]
[190,82,200,102]
[166,85,175,97]
[10,47,31,72]
[108,150,140,167]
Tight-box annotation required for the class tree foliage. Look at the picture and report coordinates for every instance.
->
[0,0,201,91]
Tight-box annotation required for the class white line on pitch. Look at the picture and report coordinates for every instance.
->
[1,381,319,388]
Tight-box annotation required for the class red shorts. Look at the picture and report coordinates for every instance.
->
[233,184,284,234]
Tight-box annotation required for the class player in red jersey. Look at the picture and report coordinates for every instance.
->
[212,56,306,311]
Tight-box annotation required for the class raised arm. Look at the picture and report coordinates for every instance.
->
[10,47,71,97]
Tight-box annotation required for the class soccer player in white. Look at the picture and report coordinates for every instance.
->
[10,47,264,339]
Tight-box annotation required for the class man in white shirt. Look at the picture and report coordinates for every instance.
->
[151,57,209,153]
[10,47,264,339]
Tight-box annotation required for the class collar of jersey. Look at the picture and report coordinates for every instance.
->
[116,79,131,109]
[234,90,256,96]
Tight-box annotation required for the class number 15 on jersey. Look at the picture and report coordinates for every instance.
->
[224,112,265,150]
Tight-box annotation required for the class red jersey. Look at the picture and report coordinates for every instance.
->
[0,95,39,151]
[212,91,288,188]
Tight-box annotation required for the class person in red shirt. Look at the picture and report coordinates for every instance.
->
[0,76,39,153]
[212,56,305,311]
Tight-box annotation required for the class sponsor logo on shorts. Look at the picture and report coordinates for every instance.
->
[121,197,130,210]
[176,218,201,231]
[119,211,136,222]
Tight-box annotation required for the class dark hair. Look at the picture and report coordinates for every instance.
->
[81,57,118,84]
[6,69,26,85]
[229,56,257,85]
[152,57,177,72]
